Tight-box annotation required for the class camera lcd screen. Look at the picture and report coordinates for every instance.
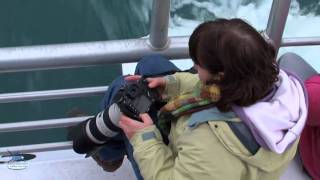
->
[134,95,151,113]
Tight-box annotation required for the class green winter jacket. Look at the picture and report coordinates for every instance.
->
[129,72,298,180]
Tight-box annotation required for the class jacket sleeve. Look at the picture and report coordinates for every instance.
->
[162,72,199,100]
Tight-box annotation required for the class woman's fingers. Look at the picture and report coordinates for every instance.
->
[120,115,143,127]
[139,113,153,125]
[124,75,141,81]
[148,80,159,88]
[147,77,165,88]
[119,116,139,135]
[119,114,154,139]
[124,76,165,89]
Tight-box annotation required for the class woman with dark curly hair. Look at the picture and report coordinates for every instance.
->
[118,18,308,180]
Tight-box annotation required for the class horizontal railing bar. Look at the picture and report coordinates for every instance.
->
[281,37,320,47]
[0,116,92,133]
[0,116,91,133]
[0,141,73,154]
[0,36,189,73]
[0,35,318,74]
[0,86,108,103]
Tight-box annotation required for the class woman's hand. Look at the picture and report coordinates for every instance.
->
[125,75,166,93]
[119,113,154,139]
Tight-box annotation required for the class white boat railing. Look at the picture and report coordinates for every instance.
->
[0,142,73,154]
[0,0,319,154]
[266,0,291,51]
[149,0,170,50]
[282,37,320,47]
[0,37,189,73]
[0,86,108,103]
[0,117,92,133]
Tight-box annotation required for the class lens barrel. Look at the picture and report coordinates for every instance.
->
[71,104,122,154]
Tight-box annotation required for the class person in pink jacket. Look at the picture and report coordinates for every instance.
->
[300,75,320,180]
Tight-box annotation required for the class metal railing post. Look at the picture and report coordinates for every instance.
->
[148,0,170,50]
[266,0,291,53]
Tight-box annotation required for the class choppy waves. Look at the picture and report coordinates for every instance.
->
[123,0,320,74]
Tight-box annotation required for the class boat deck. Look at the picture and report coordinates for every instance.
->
[0,149,310,180]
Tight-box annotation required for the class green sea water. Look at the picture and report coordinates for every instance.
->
[0,0,150,147]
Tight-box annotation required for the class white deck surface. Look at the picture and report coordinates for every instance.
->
[0,149,311,180]
[0,150,136,180]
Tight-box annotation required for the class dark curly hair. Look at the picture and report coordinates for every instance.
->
[189,18,279,112]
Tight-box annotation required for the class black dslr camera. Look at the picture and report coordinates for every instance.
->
[69,78,160,155]
[114,78,160,120]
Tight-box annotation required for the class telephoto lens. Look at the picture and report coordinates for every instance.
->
[69,103,122,155]
[69,78,160,156]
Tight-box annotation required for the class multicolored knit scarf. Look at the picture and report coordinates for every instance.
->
[157,82,221,135]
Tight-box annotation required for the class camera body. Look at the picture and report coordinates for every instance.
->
[69,78,160,155]
[115,78,159,120]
